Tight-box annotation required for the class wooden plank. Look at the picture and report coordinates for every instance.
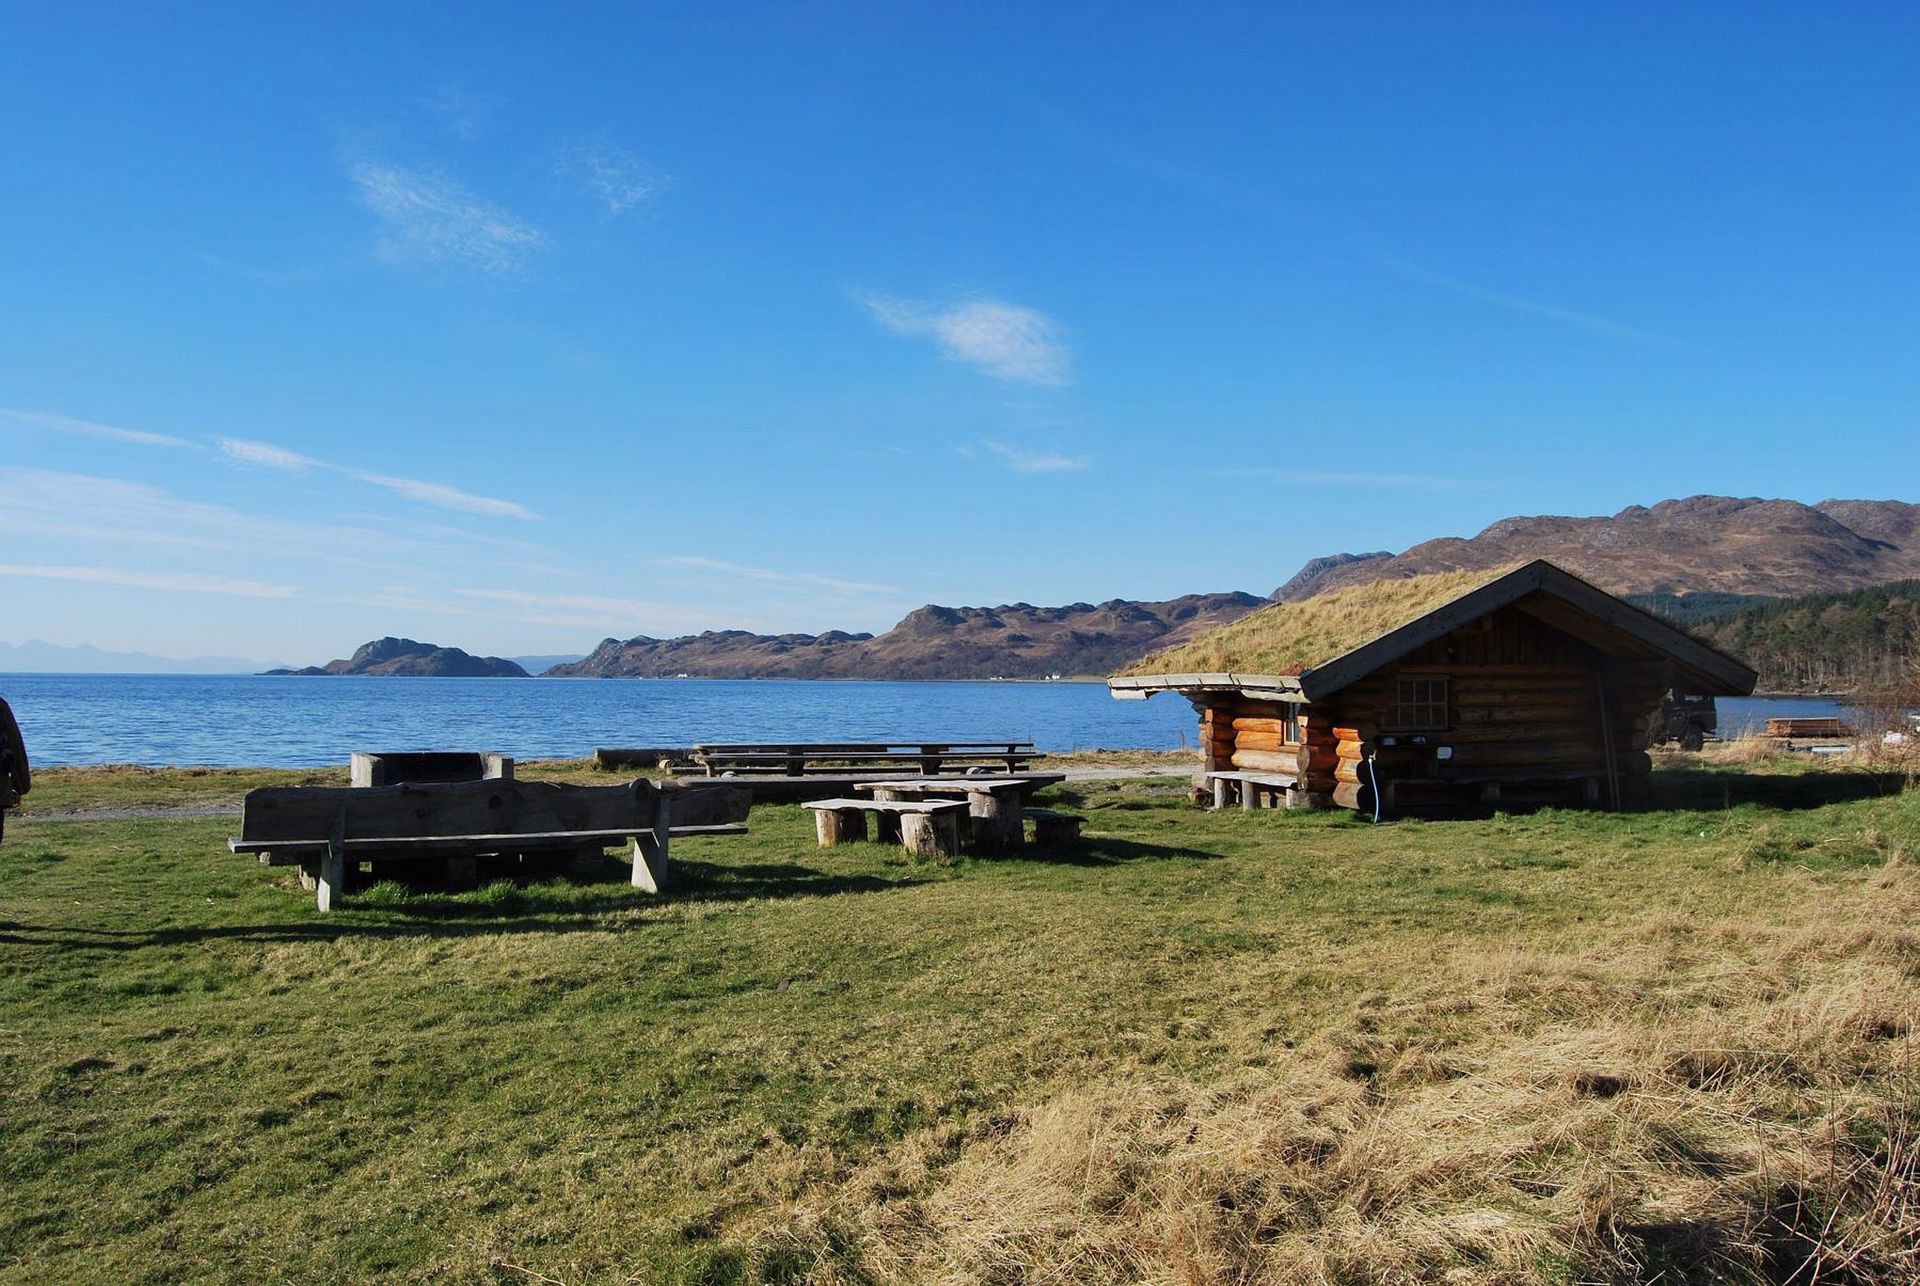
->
[800,798,970,814]
[235,779,748,844]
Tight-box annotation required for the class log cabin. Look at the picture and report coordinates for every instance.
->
[1108,560,1757,814]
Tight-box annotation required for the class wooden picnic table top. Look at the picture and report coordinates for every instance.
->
[801,797,971,813]
[853,774,1066,796]
[697,741,1036,752]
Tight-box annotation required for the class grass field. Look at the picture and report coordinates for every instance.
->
[2,757,1916,1283]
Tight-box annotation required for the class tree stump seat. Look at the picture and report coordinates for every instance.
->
[801,798,969,859]
[1023,807,1085,844]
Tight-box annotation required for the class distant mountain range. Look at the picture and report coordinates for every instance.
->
[22,496,1920,688]
[547,594,1270,680]
[0,639,277,675]
[264,638,528,678]
[1273,497,1920,600]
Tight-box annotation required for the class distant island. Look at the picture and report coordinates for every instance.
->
[264,638,528,678]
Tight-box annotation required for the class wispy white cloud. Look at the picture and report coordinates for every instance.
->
[0,407,193,449]
[0,563,295,598]
[656,555,899,597]
[351,470,538,520]
[422,80,488,140]
[342,585,727,634]
[977,441,1090,474]
[557,138,669,216]
[347,159,544,274]
[859,294,1071,385]
[217,437,322,470]
[1366,254,1662,341]
[215,436,539,519]
[1202,467,1496,491]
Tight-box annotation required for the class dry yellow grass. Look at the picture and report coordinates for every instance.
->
[731,857,1920,1284]
[1118,565,1522,678]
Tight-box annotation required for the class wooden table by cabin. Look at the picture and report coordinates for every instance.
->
[853,775,1066,851]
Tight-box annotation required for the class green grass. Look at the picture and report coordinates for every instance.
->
[2,766,1917,1283]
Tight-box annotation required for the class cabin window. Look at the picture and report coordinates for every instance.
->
[1385,677,1449,731]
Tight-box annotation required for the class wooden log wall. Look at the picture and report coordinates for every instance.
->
[1307,604,1682,811]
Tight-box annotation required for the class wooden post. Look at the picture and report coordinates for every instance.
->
[814,806,867,847]
[1241,780,1256,811]
[1212,775,1228,810]
[970,789,1022,852]
[900,810,959,860]
[316,807,347,913]
[631,789,671,893]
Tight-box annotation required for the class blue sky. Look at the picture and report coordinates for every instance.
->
[2,2,1914,662]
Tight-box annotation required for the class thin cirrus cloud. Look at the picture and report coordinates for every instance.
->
[216,437,540,520]
[977,440,1089,474]
[556,138,669,216]
[858,294,1071,386]
[0,406,193,449]
[656,555,899,597]
[0,563,295,599]
[346,159,544,274]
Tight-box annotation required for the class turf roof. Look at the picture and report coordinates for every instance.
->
[1117,564,1524,678]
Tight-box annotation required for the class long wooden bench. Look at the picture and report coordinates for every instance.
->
[229,778,751,912]
[680,741,1043,778]
[801,797,969,858]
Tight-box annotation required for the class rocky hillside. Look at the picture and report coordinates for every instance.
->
[548,594,1268,680]
[265,638,528,678]
[1275,497,1920,601]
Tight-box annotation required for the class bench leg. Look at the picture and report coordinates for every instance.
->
[1241,781,1256,811]
[1212,777,1227,810]
[814,807,867,847]
[971,794,1022,852]
[632,794,671,893]
[900,811,960,860]
[316,847,346,913]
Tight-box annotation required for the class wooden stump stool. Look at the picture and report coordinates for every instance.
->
[899,809,960,860]
[813,805,869,847]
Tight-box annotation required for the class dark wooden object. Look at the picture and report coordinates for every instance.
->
[229,778,750,912]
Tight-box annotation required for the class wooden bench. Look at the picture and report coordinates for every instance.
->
[229,778,751,912]
[801,797,970,859]
[1205,770,1301,810]
[1022,808,1085,844]
[679,741,1043,778]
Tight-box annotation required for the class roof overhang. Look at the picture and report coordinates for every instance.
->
[1107,672,1306,703]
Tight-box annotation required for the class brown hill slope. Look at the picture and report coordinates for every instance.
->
[265,638,528,678]
[1274,496,1920,600]
[548,593,1268,680]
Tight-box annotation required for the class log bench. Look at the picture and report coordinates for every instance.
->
[1022,808,1085,844]
[229,778,751,912]
[801,798,969,859]
[1204,770,1301,810]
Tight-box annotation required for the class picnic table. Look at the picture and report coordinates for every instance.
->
[678,741,1043,778]
[1204,769,1301,810]
[854,774,1066,851]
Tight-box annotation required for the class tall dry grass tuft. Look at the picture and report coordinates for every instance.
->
[729,865,1920,1284]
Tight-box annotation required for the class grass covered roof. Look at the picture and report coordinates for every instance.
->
[1117,565,1522,678]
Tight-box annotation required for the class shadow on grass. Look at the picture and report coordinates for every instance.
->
[978,836,1225,868]
[1643,768,1911,813]
[2,858,929,950]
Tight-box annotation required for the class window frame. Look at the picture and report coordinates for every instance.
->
[1384,676,1450,732]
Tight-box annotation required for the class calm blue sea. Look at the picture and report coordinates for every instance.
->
[0,674,1208,768]
[0,674,1856,769]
